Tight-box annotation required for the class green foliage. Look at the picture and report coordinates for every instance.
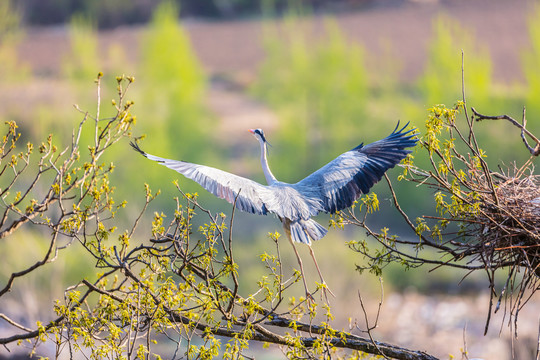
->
[522,4,540,120]
[419,16,492,110]
[141,1,206,111]
[63,14,100,81]
[0,0,19,36]
[0,73,135,350]
[253,16,368,180]
[55,1,214,215]
[132,1,212,193]
[0,1,29,82]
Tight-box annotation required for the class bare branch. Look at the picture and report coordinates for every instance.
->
[472,107,540,156]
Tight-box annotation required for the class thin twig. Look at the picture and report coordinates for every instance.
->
[356,278,390,360]
[472,107,540,156]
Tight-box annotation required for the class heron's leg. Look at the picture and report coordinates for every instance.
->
[308,245,336,300]
[284,226,312,300]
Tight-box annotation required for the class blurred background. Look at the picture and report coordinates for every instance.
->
[0,0,539,358]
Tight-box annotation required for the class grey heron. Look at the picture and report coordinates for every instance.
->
[130,123,417,299]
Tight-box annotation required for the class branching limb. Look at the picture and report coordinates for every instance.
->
[472,107,540,156]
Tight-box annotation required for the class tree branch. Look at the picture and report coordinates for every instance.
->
[265,317,438,360]
[472,107,540,156]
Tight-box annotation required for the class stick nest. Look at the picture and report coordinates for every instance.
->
[475,173,540,277]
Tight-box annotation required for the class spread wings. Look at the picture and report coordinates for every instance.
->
[293,122,417,214]
[130,142,273,216]
[131,122,417,220]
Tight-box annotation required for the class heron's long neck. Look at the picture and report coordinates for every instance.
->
[259,141,277,185]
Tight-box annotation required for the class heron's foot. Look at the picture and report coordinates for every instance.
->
[300,283,316,304]
[294,269,313,302]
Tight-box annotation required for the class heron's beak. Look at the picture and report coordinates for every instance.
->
[248,129,255,134]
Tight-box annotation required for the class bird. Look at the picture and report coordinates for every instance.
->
[130,122,417,300]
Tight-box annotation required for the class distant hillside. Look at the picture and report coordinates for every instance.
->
[16,0,374,28]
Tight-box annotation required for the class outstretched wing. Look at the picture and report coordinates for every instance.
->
[294,122,417,214]
[130,142,272,216]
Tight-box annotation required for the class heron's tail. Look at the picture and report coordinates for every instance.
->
[289,219,328,245]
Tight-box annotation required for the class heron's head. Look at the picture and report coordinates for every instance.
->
[249,128,267,144]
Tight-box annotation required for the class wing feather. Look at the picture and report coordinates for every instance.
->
[294,122,417,214]
[130,142,271,216]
